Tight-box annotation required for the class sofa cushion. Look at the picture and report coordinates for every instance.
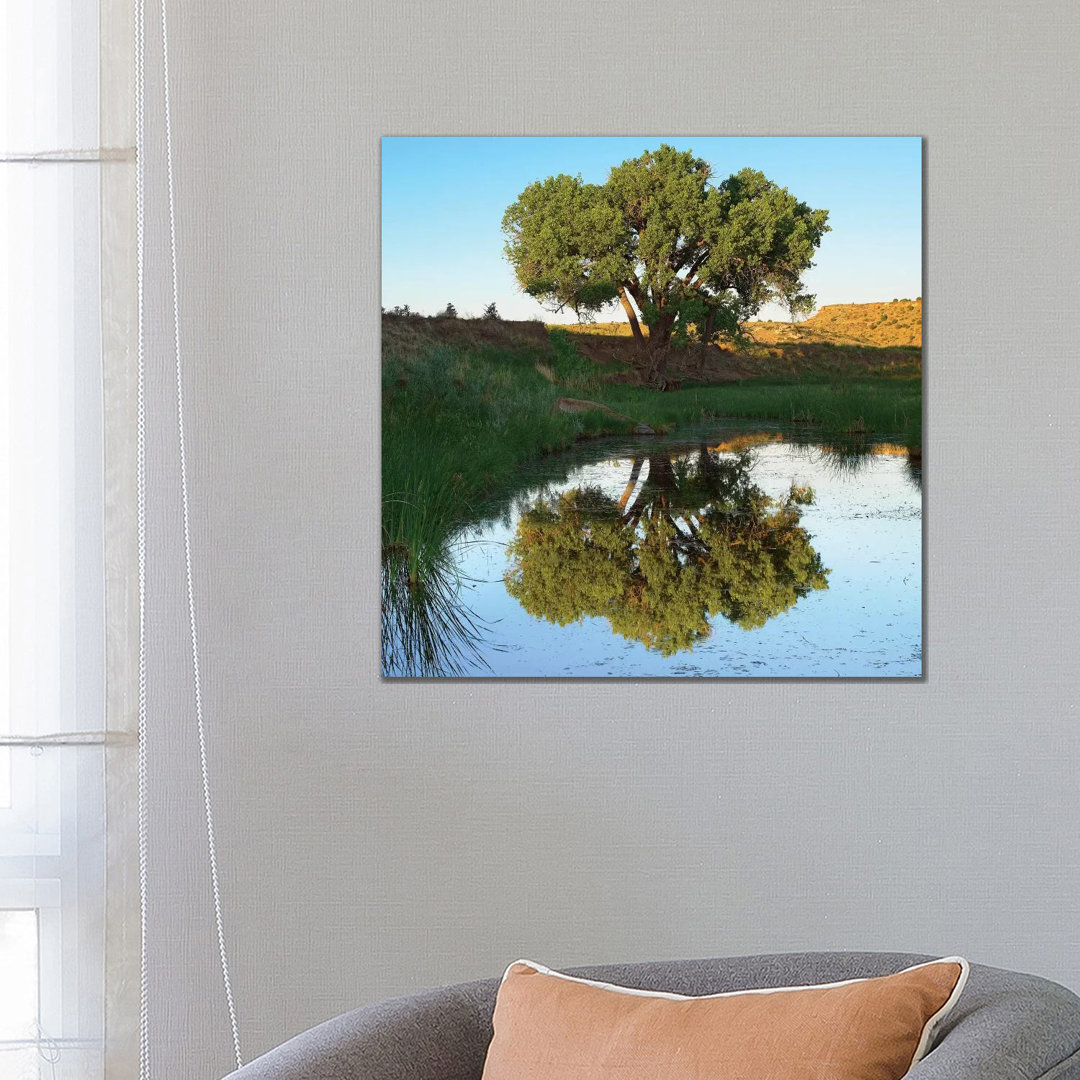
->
[480,956,968,1080]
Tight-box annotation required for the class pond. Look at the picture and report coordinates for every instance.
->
[382,421,922,678]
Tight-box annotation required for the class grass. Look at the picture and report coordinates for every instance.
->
[382,537,488,676]
[383,338,577,566]
[596,377,920,446]
[547,327,602,391]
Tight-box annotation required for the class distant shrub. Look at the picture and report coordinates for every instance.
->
[438,302,458,319]
[387,304,413,316]
[482,302,501,320]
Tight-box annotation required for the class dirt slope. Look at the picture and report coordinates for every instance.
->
[748,299,922,347]
[382,314,552,362]
[383,306,921,388]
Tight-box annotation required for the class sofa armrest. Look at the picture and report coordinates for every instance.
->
[221,979,497,1080]
[909,965,1080,1080]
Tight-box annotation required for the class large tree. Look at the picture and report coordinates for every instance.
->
[502,145,829,384]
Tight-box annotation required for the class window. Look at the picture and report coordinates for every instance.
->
[1,2,110,1076]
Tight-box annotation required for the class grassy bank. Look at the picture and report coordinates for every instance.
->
[382,318,578,581]
[596,377,921,447]
[382,314,922,573]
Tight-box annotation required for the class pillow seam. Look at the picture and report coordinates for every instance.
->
[909,957,970,1066]
[505,957,966,1002]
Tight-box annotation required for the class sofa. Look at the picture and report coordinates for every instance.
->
[222,951,1080,1079]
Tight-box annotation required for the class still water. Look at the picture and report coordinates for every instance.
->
[386,421,921,678]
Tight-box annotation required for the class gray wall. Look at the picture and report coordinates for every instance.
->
[134,1,1080,1076]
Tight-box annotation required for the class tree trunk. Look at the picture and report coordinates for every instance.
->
[691,310,715,378]
[617,288,645,346]
[651,311,677,345]
[644,314,676,389]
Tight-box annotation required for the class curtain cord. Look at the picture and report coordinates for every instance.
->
[135,0,244,1070]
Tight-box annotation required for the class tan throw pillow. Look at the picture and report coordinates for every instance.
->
[481,957,968,1080]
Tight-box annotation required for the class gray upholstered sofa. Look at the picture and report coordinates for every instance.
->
[223,952,1080,1079]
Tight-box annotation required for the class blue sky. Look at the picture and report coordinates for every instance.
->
[381,137,922,323]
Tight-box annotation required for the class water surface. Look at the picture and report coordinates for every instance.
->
[387,421,921,678]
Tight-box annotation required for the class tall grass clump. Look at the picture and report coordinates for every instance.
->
[382,535,487,677]
[385,344,564,555]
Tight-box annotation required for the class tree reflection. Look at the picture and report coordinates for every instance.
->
[504,448,829,655]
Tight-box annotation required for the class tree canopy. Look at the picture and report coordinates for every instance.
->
[504,448,829,656]
[502,145,829,381]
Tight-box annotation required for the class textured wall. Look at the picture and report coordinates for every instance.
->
[134,1,1080,1076]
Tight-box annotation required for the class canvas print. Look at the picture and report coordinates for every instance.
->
[381,137,922,678]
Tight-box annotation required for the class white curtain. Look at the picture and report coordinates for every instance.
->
[1,2,137,1077]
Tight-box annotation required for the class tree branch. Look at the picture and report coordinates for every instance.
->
[675,240,707,274]
[682,247,710,285]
